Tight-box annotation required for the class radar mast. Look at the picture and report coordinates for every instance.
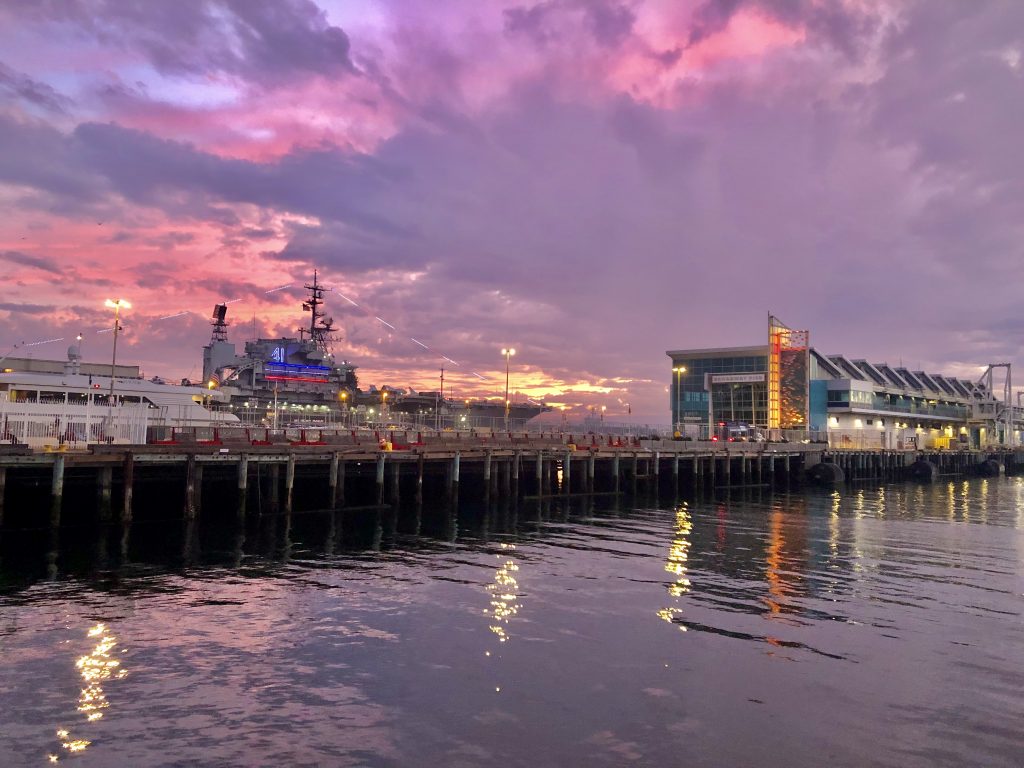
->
[301,270,336,354]
[210,304,229,343]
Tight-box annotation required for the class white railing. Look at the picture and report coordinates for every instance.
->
[0,399,149,448]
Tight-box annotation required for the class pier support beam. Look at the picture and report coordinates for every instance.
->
[122,452,134,523]
[612,454,620,493]
[194,463,204,516]
[563,451,572,493]
[237,454,249,515]
[390,460,400,502]
[285,455,296,513]
[337,458,346,507]
[98,465,113,520]
[0,466,5,526]
[184,455,198,519]
[268,463,280,511]
[416,454,424,503]
[588,453,596,492]
[376,454,386,503]
[328,452,339,508]
[50,454,65,524]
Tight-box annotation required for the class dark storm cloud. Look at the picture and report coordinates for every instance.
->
[2,0,353,87]
[144,231,196,251]
[0,61,71,113]
[0,301,56,314]
[0,249,61,274]
[504,0,636,48]
[0,112,411,235]
[686,0,876,56]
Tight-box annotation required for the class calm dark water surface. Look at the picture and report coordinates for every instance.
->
[2,479,1023,767]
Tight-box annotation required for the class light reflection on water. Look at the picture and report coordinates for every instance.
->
[487,543,520,644]
[48,622,126,762]
[0,476,1022,767]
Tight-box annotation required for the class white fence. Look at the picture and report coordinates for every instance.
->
[0,400,150,449]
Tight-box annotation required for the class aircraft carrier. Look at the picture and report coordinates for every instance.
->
[203,274,548,428]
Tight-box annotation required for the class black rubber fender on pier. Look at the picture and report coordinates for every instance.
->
[807,461,844,485]
[909,459,939,482]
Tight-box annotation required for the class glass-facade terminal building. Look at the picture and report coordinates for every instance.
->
[667,334,1021,448]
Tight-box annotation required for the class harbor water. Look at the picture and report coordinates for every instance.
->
[1,478,1022,767]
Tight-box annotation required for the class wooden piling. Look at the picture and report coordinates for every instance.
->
[337,458,346,507]
[237,454,249,515]
[50,454,65,524]
[285,455,296,513]
[98,465,113,520]
[268,463,280,510]
[194,463,204,516]
[122,452,134,523]
[376,453,386,503]
[328,452,339,507]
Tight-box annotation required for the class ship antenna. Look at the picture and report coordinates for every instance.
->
[301,269,336,354]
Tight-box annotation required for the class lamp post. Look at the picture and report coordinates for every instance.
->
[501,347,516,429]
[272,384,280,430]
[672,365,687,436]
[105,299,131,402]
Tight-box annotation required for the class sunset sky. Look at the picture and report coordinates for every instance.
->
[0,1,1021,421]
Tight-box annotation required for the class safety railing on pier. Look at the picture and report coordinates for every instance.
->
[0,400,150,449]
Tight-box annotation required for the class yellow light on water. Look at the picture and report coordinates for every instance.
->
[54,622,127,756]
[658,503,692,629]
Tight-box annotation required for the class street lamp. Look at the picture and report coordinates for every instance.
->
[672,365,687,436]
[501,347,516,429]
[105,299,131,402]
